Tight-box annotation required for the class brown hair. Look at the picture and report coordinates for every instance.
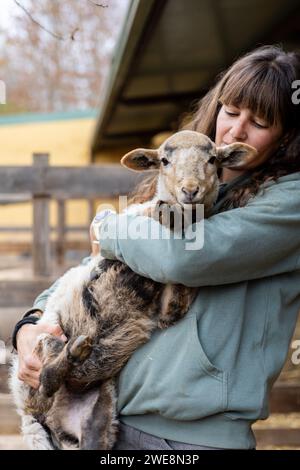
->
[130,45,300,210]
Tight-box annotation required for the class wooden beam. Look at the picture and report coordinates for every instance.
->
[0,225,94,233]
[0,280,57,307]
[255,428,300,448]
[0,164,144,197]
[0,194,31,204]
[0,240,90,253]
[270,382,300,413]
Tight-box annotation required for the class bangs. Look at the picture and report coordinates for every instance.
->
[219,63,286,127]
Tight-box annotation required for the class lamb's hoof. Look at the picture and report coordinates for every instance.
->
[68,335,92,363]
[157,319,170,329]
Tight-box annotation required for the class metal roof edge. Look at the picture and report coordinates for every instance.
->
[0,109,98,126]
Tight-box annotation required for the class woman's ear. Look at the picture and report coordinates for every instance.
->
[216,142,257,168]
[121,149,160,171]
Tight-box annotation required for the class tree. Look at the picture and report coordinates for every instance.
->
[0,0,129,112]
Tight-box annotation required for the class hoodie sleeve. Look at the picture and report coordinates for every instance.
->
[99,180,300,287]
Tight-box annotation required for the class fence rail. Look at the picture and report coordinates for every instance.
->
[0,153,144,276]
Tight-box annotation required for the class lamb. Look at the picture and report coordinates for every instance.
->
[9,130,257,450]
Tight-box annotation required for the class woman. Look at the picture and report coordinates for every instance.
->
[13,45,300,450]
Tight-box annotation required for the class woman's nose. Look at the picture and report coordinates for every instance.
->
[229,121,247,141]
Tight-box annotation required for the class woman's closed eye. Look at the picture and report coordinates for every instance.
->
[225,109,239,117]
[252,120,269,129]
[225,108,269,129]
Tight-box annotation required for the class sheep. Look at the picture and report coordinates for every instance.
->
[9,130,257,450]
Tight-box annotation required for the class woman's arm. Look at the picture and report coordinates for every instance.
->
[12,280,67,389]
[12,279,61,351]
[98,180,300,287]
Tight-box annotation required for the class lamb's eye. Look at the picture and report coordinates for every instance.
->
[161,158,170,166]
[208,156,216,165]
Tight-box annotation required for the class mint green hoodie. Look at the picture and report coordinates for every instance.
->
[34,172,300,449]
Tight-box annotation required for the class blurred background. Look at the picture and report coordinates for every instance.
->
[0,0,299,450]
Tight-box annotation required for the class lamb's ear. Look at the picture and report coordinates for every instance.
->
[216,143,257,168]
[121,149,160,172]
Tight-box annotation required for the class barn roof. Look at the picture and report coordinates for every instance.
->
[91,0,300,157]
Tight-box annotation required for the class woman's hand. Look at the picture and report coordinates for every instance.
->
[90,209,116,257]
[17,323,67,389]
[90,222,100,256]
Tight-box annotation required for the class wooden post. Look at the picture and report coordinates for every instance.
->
[88,198,95,223]
[57,199,66,265]
[32,154,51,277]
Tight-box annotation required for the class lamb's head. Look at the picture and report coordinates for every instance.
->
[121,130,257,210]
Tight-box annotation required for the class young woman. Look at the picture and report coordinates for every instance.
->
[13,45,300,450]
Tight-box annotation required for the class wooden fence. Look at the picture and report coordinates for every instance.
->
[0,153,144,277]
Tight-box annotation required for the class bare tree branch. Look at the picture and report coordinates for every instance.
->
[87,0,108,6]
[70,27,80,41]
[14,0,79,41]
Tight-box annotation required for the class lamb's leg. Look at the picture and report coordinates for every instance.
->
[68,316,156,384]
[158,284,197,329]
[40,335,93,397]
[80,380,118,450]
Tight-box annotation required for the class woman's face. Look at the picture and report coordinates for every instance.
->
[215,103,283,170]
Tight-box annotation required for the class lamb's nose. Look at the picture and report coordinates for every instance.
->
[181,186,199,201]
